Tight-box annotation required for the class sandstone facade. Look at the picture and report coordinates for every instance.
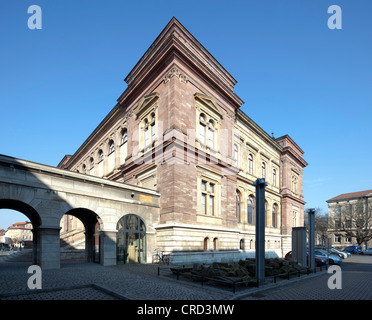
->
[61,18,307,264]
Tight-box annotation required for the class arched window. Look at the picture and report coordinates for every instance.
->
[150,112,156,142]
[82,164,87,174]
[248,154,253,174]
[98,150,104,177]
[108,140,116,173]
[272,169,276,186]
[204,237,209,251]
[121,128,128,145]
[240,239,245,250]
[90,157,94,170]
[236,190,241,223]
[261,162,266,179]
[199,113,206,145]
[143,114,156,147]
[247,195,255,225]
[199,114,217,149]
[98,150,104,163]
[272,203,278,228]
[207,120,215,148]
[109,140,115,154]
[120,128,128,165]
[213,238,218,250]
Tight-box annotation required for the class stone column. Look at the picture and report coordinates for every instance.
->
[99,230,117,266]
[85,229,94,263]
[36,226,61,270]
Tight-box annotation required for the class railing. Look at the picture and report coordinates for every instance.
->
[158,264,329,294]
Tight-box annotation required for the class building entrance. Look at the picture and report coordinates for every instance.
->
[117,215,146,264]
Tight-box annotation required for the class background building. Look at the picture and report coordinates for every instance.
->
[4,221,33,248]
[327,189,372,249]
[59,18,307,264]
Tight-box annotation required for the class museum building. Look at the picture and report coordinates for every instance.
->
[58,17,308,264]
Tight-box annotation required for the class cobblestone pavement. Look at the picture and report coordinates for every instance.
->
[240,255,372,300]
[0,258,234,300]
[0,255,371,300]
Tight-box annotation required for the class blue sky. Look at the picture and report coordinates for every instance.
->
[0,0,371,229]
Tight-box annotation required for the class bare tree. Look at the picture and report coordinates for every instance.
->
[329,198,372,246]
[304,207,329,246]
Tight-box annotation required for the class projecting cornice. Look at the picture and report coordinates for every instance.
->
[118,17,243,109]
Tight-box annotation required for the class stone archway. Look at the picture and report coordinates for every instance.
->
[62,208,102,263]
[0,199,42,265]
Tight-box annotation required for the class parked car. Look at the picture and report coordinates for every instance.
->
[361,248,372,255]
[315,246,348,259]
[343,245,363,254]
[328,248,348,259]
[339,248,351,257]
[285,251,327,266]
[314,250,342,265]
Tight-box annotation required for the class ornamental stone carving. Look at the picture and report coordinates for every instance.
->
[163,67,188,84]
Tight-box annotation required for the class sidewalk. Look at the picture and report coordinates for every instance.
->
[0,255,371,300]
[240,255,372,300]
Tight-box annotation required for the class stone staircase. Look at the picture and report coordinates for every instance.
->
[60,229,85,250]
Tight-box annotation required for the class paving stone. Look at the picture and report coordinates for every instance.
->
[1,255,371,300]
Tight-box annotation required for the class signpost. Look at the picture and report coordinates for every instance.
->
[308,208,315,270]
[254,178,267,284]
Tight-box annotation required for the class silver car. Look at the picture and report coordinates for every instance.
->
[329,248,348,259]
[314,250,342,265]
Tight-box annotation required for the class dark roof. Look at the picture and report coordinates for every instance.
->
[327,189,372,202]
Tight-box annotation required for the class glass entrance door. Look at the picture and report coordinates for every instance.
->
[116,215,146,264]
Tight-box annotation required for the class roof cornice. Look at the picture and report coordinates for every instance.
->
[118,17,243,109]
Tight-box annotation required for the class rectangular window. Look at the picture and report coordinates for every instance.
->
[201,193,206,215]
[201,180,216,216]
[144,128,149,146]
[209,195,214,216]
[209,183,214,193]
[151,124,156,142]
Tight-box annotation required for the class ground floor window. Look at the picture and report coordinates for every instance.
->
[116,214,146,264]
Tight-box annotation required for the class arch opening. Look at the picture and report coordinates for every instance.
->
[61,208,102,264]
[0,199,42,265]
